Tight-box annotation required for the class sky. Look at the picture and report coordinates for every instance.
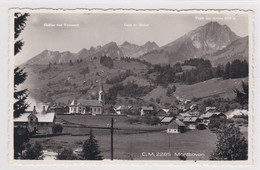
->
[15,11,249,65]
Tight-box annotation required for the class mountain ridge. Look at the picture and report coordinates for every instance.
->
[140,21,241,65]
[24,21,247,66]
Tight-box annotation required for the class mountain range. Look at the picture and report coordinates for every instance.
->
[25,22,248,66]
[119,41,159,58]
[140,22,248,65]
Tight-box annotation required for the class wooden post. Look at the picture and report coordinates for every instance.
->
[168,132,170,149]
[111,118,114,160]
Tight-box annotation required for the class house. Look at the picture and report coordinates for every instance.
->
[157,109,168,116]
[183,117,199,130]
[48,104,69,114]
[113,105,132,115]
[69,83,104,115]
[184,100,191,104]
[166,105,179,115]
[180,112,192,118]
[200,112,226,119]
[199,112,226,126]
[160,116,174,125]
[176,115,184,121]
[140,106,154,116]
[189,104,197,111]
[69,99,103,115]
[178,104,190,113]
[14,106,56,134]
[157,106,178,117]
[167,120,186,133]
[205,107,217,113]
[188,111,200,117]
[177,105,186,112]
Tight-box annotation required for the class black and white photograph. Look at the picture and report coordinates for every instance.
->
[10,9,253,163]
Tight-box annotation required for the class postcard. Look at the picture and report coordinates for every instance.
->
[9,9,253,165]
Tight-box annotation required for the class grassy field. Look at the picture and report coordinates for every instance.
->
[174,77,248,100]
[31,128,217,160]
[142,85,177,107]
[32,115,218,160]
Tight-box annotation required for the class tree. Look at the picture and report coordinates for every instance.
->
[210,124,248,160]
[233,81,248,106]
[81,129,103,160]
[14,67,29,118]
[57,148,79,160]
[14,13,30,118]
[22,142,43,160]
[156,98,160,104]
[223,62,231,79]
[52,124,63,134]
[14,126,29,159]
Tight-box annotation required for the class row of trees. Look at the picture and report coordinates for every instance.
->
[120,56,152,66]
[149,64,182,87]
[179,59,248,85]
[147,58,248,86]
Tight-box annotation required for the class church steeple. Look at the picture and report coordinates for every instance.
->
[98,81,105,104]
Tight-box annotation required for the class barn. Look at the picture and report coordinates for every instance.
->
[14,106,56,134]
[167,120,186,133]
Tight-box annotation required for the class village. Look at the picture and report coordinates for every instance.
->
[13,85,248,160]
[14,82,238,136]
[14,82,248,160]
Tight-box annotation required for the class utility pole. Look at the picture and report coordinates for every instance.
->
[168,132,170,149]
[111,118,114,160]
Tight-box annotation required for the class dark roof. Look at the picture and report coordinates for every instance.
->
[78,99,102,107]
[175,119,186,126]
[141,106,153,111]
[183,117,198,122]
[168,120,185,128]
[167,121,178,129]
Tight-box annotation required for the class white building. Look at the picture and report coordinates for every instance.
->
[69,83,105,115]
[14,106,56,133]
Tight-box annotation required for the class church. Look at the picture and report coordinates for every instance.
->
[69,83,105,115]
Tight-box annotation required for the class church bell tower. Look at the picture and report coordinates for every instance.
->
[98,82,105,104]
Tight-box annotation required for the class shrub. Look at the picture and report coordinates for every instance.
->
[52,124,63,134]
[178,154,187,160]
[142,115,160,125]
[57,148,79,160]
[210,124,248,160]
[22,142,43,160]
[208,118,226,131]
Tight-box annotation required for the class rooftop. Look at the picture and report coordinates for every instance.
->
[183,117,198,122]
[14,112,55,123]
[160,117,174,123]
[70,99,102,107]
[141,106,153,111]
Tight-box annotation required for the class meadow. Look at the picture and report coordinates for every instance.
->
[32,115,218,160]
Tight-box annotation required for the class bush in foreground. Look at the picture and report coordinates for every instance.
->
[57,148,79,160]
[21,142,43,160]
[210,124,248,160]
